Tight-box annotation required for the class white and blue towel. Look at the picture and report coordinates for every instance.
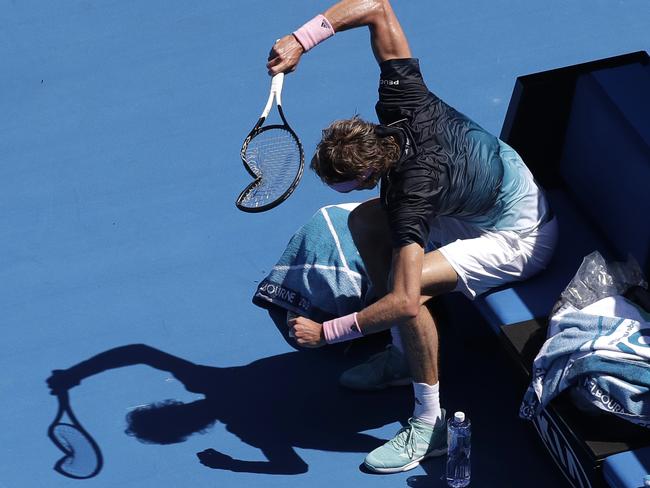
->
[253,203,369,323]
[521,295,650,428]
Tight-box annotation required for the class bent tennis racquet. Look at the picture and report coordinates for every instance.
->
[48,391,103,479]
[237,73,304,212]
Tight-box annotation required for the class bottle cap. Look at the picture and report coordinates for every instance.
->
[454,411,465,423]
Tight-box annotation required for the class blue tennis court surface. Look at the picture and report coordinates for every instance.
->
[2,1,649,487]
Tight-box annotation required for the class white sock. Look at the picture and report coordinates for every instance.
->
[413,382,442,426]
[390,326,404,353]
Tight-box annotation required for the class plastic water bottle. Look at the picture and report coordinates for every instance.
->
[643,474,650,487]
[446,411,471,487]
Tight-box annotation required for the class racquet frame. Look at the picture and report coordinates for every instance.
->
[237,73,305,213]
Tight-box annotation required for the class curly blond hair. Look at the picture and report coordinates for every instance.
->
[310,116,400,187]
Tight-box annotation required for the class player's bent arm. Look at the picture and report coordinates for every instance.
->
[267,0,410,75]
[324,0,411,62]
[290,244,422,347]
[355,243,423,334]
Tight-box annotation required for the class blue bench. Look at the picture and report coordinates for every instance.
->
[474,52,650,488]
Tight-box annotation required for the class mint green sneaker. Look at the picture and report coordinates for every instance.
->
[339,345,412,391]
[364,413,447,473]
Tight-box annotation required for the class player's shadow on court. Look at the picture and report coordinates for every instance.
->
[47,342,410,475]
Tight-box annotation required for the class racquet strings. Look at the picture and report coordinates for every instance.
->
[51,423,101,478]
[240,127,302,209]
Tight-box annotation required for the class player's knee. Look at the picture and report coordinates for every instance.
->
[348,200,387,239]
[347,205,366,236]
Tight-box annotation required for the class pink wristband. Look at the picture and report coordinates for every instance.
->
[323,312,363,344]
[293,14,335,52]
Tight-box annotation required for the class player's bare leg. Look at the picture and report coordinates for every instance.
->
[347,199,393,298]
[349,199,458,472]
[347,198,457,393]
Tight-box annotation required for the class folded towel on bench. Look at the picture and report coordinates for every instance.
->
[520,295,650,428]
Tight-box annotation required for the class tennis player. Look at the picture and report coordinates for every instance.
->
[267,0,558,473]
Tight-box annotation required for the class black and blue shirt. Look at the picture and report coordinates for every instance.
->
[376,58,506,248]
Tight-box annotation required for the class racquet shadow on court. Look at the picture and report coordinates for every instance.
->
[46,339,411,476]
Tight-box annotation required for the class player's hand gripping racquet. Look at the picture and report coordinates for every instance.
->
[237,73,304,212]
[48,390,103,479]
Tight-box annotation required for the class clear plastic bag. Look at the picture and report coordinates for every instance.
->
[551,251,648,316]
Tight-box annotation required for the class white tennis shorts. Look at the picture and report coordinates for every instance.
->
[428,215,558,299]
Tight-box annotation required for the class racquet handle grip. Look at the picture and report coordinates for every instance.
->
[260,73,285,118]
[271,73,284,95]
